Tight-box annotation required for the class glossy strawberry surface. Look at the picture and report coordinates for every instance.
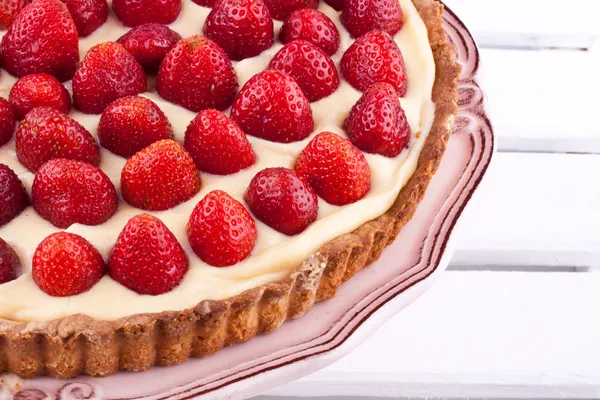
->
[112,0,181,27]
[9,74,71,120]
[341,0,403,38]
[0,0,27,30]
[0,238,19,284]
[117,23,182,72]
[279,8,340,56]
[0,98,16,147]
[0,164,28,227]
[262,0,317,20]
[61,0,108,37]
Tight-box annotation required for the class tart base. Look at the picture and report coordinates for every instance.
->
[0,0,460,379]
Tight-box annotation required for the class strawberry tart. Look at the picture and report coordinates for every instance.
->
[0,0,460,378]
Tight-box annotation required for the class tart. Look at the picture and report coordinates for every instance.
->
[0,0,460,378]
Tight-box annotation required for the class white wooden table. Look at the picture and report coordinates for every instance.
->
[259,1,600,398]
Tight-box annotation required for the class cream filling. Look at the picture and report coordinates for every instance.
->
[0,0,436,321]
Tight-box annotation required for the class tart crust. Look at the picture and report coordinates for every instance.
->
[0,0,460,379]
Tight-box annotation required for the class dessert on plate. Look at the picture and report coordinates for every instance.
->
[0,0,460,378]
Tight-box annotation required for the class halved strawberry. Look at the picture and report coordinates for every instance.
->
[0,238,19,284]
[121,139,201,211]
[32,232,105,297]
[0,98,16,147]
[72,41,147,114]
[98,96,173,158]
[340,30,407,95]
[117,23,182,73]
[32,158,118,228]
[344,83,411,157]
[244,167,318,235]
[9,74,72,120]
[203,0,274,61]
[230,70,313,143]
[16,107,100,172]
[0,0,79,81]
[109,214,188,295]
[0,0,27,30]
[112,0,181,27]
[279,9,340,56]
[268,40,339,102]
[324,0,344,10]
[188,190,256,267]
[262,0,317,20]
[341,0,403,38]
[184,109,255,175]
[157,36,238,112]
[295,131,371,205]
[0,164,29,227]
[61,0,108,37]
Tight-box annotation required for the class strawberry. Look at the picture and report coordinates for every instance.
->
[0,238,19,284]
[9,74,72,120]
[117,23,182,73]
[16,107,100,172]
[0,0,79,82]
[109,214,188,295]
[157,36,238,112]
[98,96,173,158]
[341,0,402,38]
[340,30,407,95]
[192,0,215,5]
[203,0,274,61]
[72,41,147,114]
[121,139,200,211]
[61,0,108,37]
[244,167,317,235]
[0,0,27,30]
[230,70,313,143]
[112,0,181,27]
[262,0,317,20]
[324,0,343,10]
[188,190,256,267]
[184,109,255,175]
[32,158,118,228]
[295,131,371,205]
[0,98,16,147]
[344,83,410,157]
[279,9,340,56]
[268,40,339,102]
[0,164,29,226]
[32,232,105,297]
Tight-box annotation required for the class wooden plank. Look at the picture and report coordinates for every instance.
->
[479,48,600,153]
[265,271,600,399]
[452,152,600,269]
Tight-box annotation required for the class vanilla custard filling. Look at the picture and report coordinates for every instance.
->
[0,0,436,321]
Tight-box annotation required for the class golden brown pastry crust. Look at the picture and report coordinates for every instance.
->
[0,0,460,378]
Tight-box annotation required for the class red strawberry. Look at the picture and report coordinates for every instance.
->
[188,190,256,267]
[230,70,313,143]
[340,30,407,95]
[32,158,118,228]
[109,214,188,295]
[262,0,317,20]
[0,98,16,147]
[0,0,27,30]
[72,41,147,114]
[268,40,339,102]
[295,131,370,205]
[184,109,255,175]
[203,0,274,61]
[9,74,72,120]
[117,23,182,72]
[98,96,173,158]
[0,0,79,82]
[324,0,343,10]
[279,9,340,56]
[192,0,215,5]
[16,107,100,172]
[157,36,238,112]
[112,0,181,27]
[341,0,403,38]
[244,167,317,235]
[32,232,105,297]
[61,0,108,37]
[121,139,200,211]
[0,164,28,226]
[0,238,19,284]
[344,83,410,157]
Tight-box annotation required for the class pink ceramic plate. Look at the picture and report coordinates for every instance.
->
[0,4,494,399]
